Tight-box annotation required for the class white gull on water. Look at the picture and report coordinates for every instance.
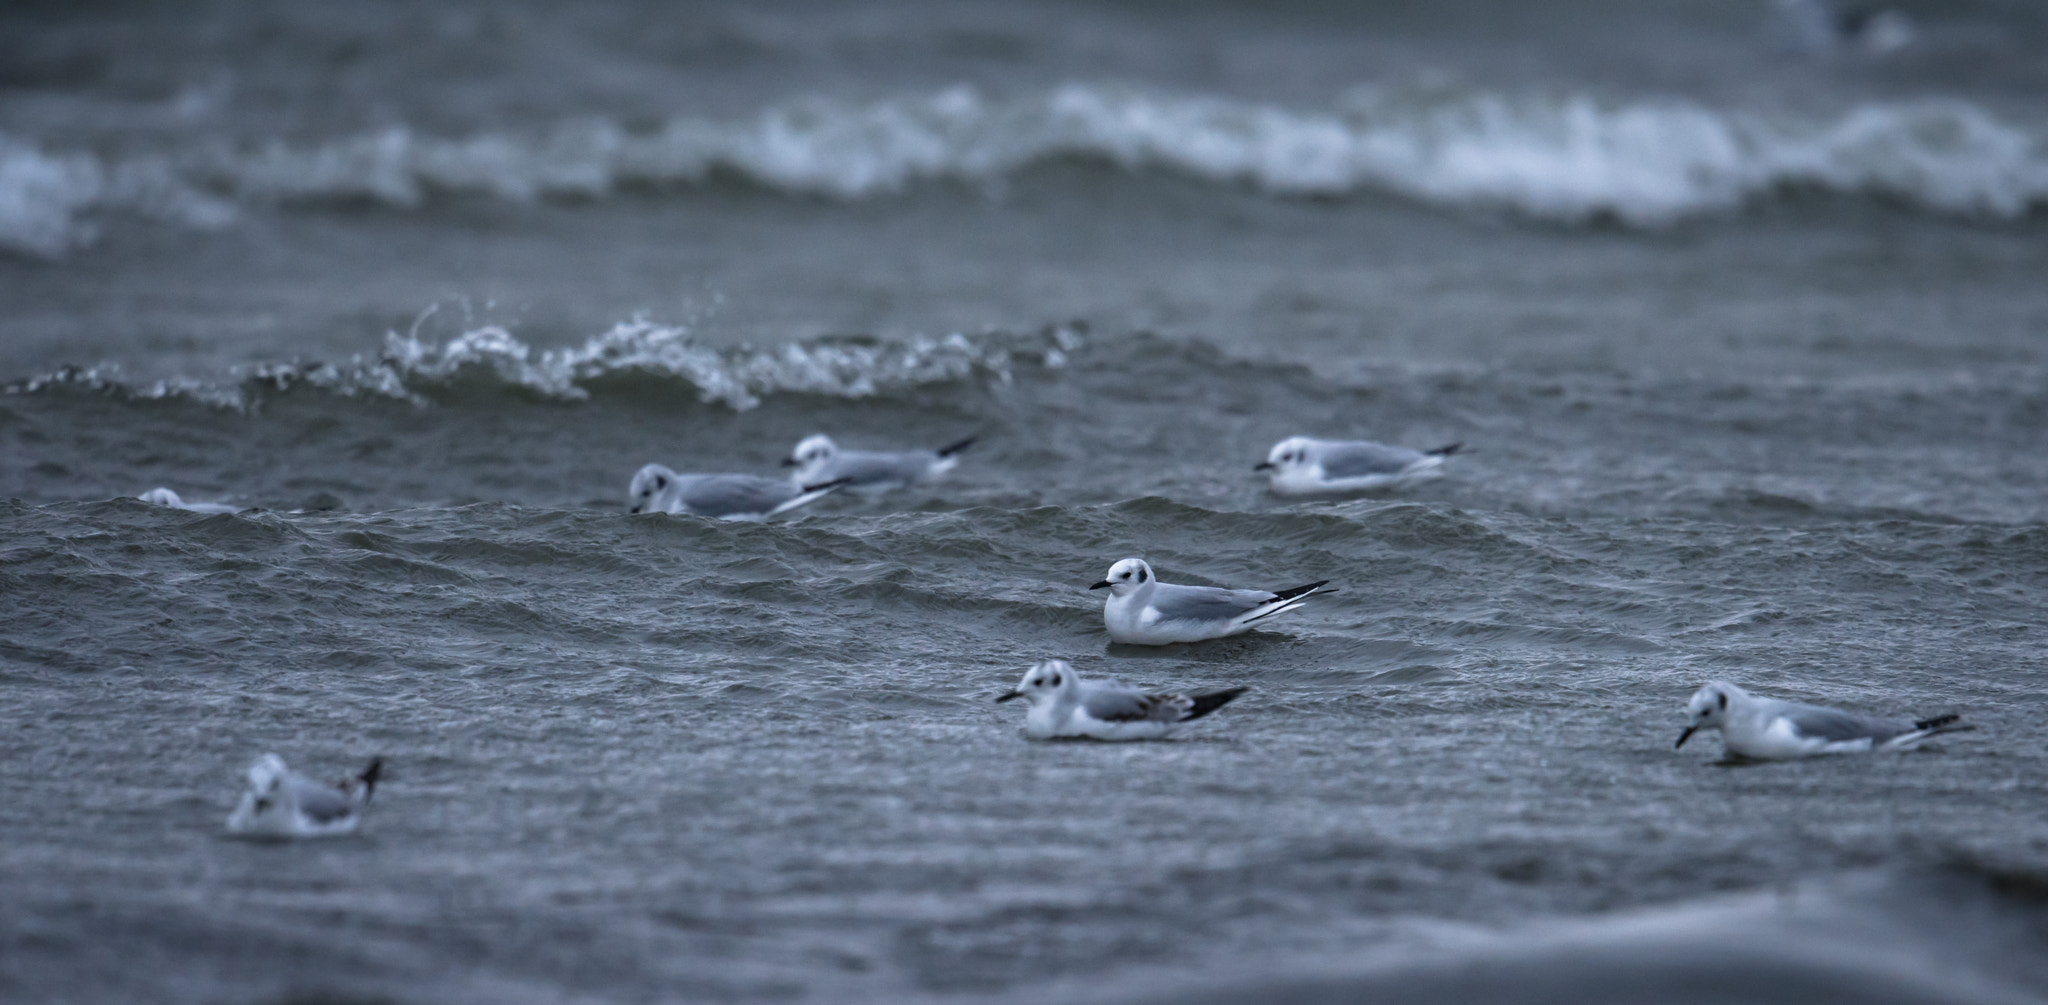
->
[995,659,1247,740]
[1676,680,1973,761]
[627,463,848,520]
[138,487,239,514]
[781,433,976,494]
[226,753,383,838]
[1091,558,1331,645]
[1255,436,1463,495]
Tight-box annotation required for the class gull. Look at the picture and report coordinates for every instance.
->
[782,433,976,494]
[1767,0,1914,56]
[226,753,383,838]
[1255,436,1462,495]
[1091,558,1330,645]
[995,659,1247,740]
[627,463,848,520]
[138,487,238,514]
[1676,680,1973,761]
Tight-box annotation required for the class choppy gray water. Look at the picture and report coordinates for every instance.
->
[3,2,2047,1003]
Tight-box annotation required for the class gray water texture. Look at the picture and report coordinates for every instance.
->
[4,1,2048,1003]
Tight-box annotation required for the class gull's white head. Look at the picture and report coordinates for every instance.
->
[783,434,839,480]
[1255,437,1319,478]
[995,659,1080,706]
[246,753,289,795]
[228,754,296,835]
[627,464,679,514]
[1089,558,1155,597]
[1677,681,1744,748]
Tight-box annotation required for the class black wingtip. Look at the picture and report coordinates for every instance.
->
[1913,713,1962,732]
[1269,580,1331,603]
[1183,686,1248,721]
[936,436,978,458]
[1427,442,1465,457]
[801,476,856,494]
[359,758,384,796]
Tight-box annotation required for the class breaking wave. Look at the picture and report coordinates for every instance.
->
[2,319,1085,412]
[5,82,2046,256]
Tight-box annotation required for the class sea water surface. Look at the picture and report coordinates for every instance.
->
[3,2,2047,1002]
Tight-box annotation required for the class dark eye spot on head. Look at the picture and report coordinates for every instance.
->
[654,475,669,489]
[1716,691,1728,711]
[1049,673,1061,686]
[1137,568,1147,581]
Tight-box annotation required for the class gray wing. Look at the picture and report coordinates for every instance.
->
[286,778,358,824]
[1150,583,1274,624]
[1783,703,1911,743]
[680,475,797,517]
[1318,441,1426,479]
[833,451,933,486]
[1080,684,1178,723]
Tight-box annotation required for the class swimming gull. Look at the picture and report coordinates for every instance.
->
[1255,436,1462,495]
[226,753,383,838]
[1676,680,1972,761]
[628,463,849,520]
[995,659,1247,740]
[139,487,238,514]
[1091,558,1330,645]
[782,433,976,494]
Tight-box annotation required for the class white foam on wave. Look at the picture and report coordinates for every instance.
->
[377,318,1074,409]
[5,319,1084,412]
[4,83,2045,254]
[0,134,235,257]
[0,136,104,256]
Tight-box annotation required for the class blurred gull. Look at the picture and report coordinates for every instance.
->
[782,433,976,494]
[226,753,383,838]
[1676,680,1972,761]
[1256,436,1462,495]
[139,487,238,514]
[995,659,1247,740]
[1092,558,1330,645]
[628,463,848,520]
[1766,0,1914,56]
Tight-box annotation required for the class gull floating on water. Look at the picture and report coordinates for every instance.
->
[1255,436,1462,495]
[781,433,976,493]
[627,463,848,520]
[1676,680,1972,761]
[995,659,1247,740]
[138,487,238,514]
[226,753,383,838]
[1766,0,1914,56]
[1092,558,1330,645]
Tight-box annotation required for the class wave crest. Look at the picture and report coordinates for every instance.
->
[4,320,1083,412]
[5,83,2046,255]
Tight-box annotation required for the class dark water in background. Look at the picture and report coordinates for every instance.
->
[4,2,2048,1002]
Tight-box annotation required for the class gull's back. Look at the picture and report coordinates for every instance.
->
[1079,681,1177,723]
[1147,582,1272,624]
[286,775,361,825]
[832,449,936,488]
[1318,440,1428,478]
[1773,699,1913,745]
[678,475,796,518]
